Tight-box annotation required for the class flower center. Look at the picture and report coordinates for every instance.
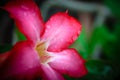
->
[35,42,50,63]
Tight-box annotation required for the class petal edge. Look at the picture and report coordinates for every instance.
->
[41,12,81,52]
[4,0,44,42]
[48,49,88,77]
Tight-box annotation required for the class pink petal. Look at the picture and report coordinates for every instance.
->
[41,12,81,52]
[0,41,42,79]
[48,49,88,77]
[41,64,65,80]
[4,0,44,42]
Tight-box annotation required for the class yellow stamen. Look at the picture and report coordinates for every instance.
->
[35,42,50,63]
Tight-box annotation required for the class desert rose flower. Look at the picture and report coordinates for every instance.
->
[0,0,87,80]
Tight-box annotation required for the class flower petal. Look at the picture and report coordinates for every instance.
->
[41,12,81,52]
[48,49,87,77]
[0,51,11,67]
[4,0,44,42]
[0,41,41,79]
[41,64,65,80]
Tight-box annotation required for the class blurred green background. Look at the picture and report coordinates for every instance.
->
[0,0,120,80]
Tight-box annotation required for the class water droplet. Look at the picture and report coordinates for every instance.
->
[21,5,29,10]
[32,13,36,17]
[45,30,48,33]
[47,25,50,29]
[23,12,27,16]
[72,35,77,41]
[64,51,67,54]
[78,31,80,34]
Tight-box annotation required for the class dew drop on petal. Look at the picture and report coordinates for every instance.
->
[47,25,51,29]
[21,5,29,10]
[45,30,48,33]
[33,13,36,16]
[72,35,77,41]
[77,31,80,34]
[64,51,68,55]
[23,12,27,16]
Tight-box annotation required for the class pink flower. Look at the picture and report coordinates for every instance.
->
[0,0,87,80]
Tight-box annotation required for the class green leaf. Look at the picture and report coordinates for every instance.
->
[104,0,120,18]
[65,60,114,80]
[88,25,116,56]
[81,60,114,80]
[103,22,120,62]
[15,27,26,41]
